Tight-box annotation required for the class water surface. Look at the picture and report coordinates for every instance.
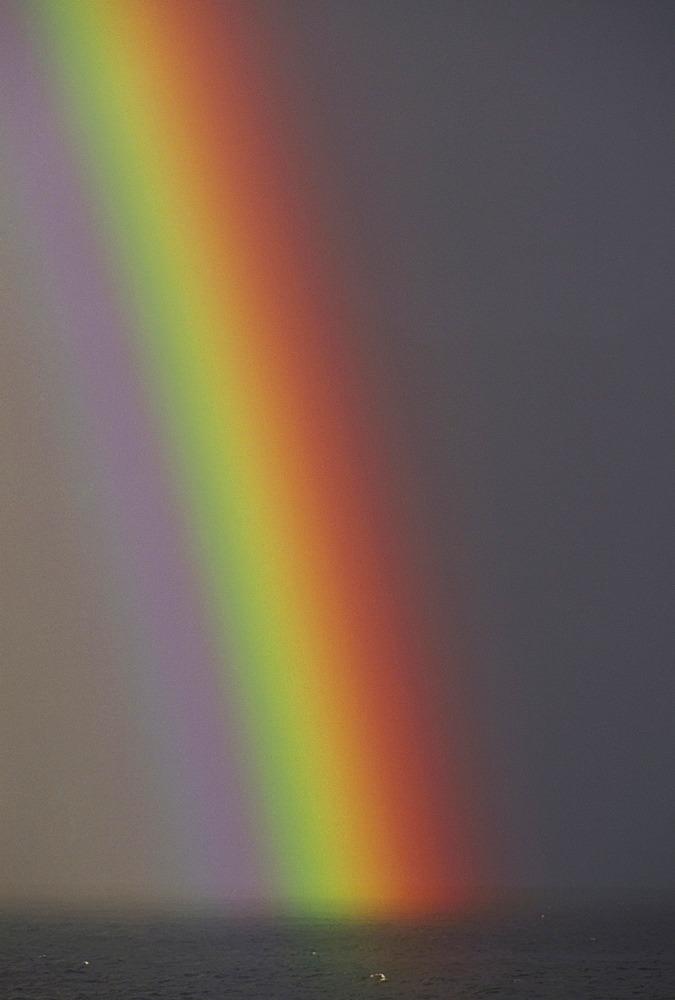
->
[3,894,673,998]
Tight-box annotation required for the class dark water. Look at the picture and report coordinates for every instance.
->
[2,895,673,999]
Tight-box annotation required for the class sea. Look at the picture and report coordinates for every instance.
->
[2,894,673,999]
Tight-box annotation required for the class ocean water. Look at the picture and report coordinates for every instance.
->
[2,895,673,999]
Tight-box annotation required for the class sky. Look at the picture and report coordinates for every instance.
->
[265,0,674,890]
[1,0,673,907]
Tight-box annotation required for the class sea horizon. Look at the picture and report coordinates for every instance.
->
[3,889,673,999]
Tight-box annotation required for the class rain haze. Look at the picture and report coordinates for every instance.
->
[1,0,673,913]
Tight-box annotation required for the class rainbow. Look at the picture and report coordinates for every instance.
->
[1,1,485,916]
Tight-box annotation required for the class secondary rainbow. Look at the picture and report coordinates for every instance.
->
[3,1,484,916]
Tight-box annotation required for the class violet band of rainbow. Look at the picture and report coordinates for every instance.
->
[1,5,264,903]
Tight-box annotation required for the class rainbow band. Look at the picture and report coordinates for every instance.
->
[6,0,481,915]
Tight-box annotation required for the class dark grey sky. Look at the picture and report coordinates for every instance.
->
[263,1,674,889]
